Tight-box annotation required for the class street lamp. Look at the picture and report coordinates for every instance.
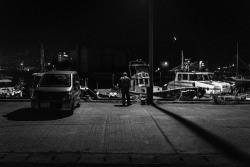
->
[163,61,168,67]
[160,61,169,86]
[20,61,24,70]
[155,67,161,86]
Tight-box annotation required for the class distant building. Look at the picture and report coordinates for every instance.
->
[58,52,71,62]
[69,46,133,74]
[69,46,134,88]
[2,50,38,71]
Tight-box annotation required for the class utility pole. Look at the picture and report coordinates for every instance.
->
[148,0,153,104]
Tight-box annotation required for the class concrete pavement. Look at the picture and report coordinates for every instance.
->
[0,101,249,166]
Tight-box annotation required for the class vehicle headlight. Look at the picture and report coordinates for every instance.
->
[63,92,72,101]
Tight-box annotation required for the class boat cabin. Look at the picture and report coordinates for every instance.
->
[168,71,231,94]
[129,60,150,94]
[174,72,214,82]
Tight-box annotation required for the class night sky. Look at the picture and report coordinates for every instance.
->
[1,0,250,69]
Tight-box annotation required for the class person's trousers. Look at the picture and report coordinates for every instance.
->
[122,89,130,105]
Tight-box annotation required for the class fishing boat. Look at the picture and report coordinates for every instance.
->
[129,60,162,95]
[231,75,250,93]
[231,42,250,92]
[167,71,231,95]
[159,56,232,100]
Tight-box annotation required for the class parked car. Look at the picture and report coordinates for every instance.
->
[29,73,44,98]
[31,71,81,114]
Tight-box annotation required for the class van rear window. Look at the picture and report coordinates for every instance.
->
[40,74,71,87]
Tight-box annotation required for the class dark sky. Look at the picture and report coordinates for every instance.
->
[1,0,250,68]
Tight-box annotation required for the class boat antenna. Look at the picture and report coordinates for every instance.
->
[181,50,184,71]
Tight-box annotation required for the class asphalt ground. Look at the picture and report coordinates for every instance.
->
[0,100,250,167]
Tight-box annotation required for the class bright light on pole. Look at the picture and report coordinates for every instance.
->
[164,62,168,66]
[155,67,161,86]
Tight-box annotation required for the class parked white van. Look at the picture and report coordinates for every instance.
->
[31,71,81,114]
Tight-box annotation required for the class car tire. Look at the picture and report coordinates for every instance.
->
[69,100,74,115]
[77,100,81,107]
[32,109,39,117]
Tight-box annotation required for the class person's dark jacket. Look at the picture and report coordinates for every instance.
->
[119,76,131,91]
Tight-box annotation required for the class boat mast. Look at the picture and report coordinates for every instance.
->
[236,42,239,78]
[40,43,44,73]
[181,50,184,71]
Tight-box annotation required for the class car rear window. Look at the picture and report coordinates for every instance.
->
[39,74,71,87]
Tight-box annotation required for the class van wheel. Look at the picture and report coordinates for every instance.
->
[77,101,81,107]
[69,101,74,115]
[32,109,39,116]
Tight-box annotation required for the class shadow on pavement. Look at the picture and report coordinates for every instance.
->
[3,107,72,121]
[152,103,250,166]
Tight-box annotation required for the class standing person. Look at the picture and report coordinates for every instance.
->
[119,72,131,106]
